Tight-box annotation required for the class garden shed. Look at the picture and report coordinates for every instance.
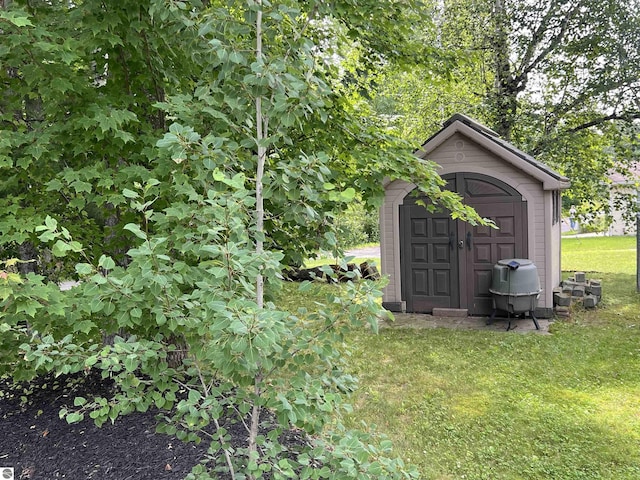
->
[380,114,570,317]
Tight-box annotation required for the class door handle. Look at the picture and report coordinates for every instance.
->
[458,240,464,249]
[449,232,455,250]
[466,231,472,250]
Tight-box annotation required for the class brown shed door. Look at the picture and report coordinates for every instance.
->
[401,173,527,315]
[400,205,459,312]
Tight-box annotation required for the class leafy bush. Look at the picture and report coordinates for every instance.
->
[334,202,380,249]
[1,167,416,479]
[577,213,609,233]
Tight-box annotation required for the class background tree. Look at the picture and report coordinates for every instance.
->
[0,0,198,274]
[373,0,640,224]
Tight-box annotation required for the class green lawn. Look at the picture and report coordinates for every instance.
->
[562,235,637,275]
[304,256,379,268]
[284,236,640,479]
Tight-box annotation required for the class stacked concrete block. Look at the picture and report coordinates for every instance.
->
[586,279,602,297]
[554,306,571,318]
[553,286,572,307]
[572,285,586,297]
[583,277,602,308]
[553,272,603,316]
[583,295,598,308]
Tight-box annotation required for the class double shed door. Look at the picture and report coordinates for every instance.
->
[400,173,528,315]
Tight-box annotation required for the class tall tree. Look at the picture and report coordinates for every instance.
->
[0,0,197,273]
[483,0,640,219]
[374,0,640,221]
[482,0,640,146]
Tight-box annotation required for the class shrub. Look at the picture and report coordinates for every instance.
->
[334,202,380,249]
[0,171,416,480]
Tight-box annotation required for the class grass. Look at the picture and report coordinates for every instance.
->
[304,256,380,268]
[303,250,380,269]
[345,302,640,479]
[562,235,637,274]
[281,236,640,480]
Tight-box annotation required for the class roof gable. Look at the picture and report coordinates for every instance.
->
[416,114,570,191]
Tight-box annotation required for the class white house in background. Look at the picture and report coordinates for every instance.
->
[607,163,639,236]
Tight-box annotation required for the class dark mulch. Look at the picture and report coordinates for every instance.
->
[0,373,290,480]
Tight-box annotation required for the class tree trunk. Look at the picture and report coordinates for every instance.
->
[489,0,517,140]
[17,242,38,275]
[248,1,265,477]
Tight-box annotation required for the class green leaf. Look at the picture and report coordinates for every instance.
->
[75,320,95,334]
[229,51,245,64]
[122,188,139,199]
[188,389,202,404]
[98,255,116,270]
[51,77,74,94]
[123,223,147,240]
[0,10,33,27]
[341,188,356,201]
[52,240,72,257]
[68,241,83,253]
[124,355,138,372]
[75,263,93,275]
[65,412,84,424]
[44,216,58,230]
[85,355,98,367]
[156,133,178,149]
[71,180,92,194]
[89,297,104,313]
[114,131,135,144]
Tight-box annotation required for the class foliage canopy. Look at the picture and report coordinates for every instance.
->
[373,0,640,223]
[0,0,487,478]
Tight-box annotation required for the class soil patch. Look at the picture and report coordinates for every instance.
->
[0,374,306,479]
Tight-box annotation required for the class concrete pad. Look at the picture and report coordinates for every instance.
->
[432,308,469,317]
[380,313,550,334]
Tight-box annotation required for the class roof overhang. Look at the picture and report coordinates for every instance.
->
[415,114,571,191]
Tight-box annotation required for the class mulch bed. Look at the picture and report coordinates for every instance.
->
[0,373,304,479]
[0,374,211,479]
